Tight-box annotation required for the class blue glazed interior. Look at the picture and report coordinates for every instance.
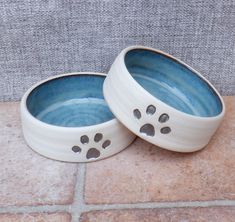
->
[125,49,223,117]
[26,75,114,127]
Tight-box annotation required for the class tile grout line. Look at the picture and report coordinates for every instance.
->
[0,160,235,216]
[82,200,235,212]
[0,204,70,214]
[0,199,235,215]
[70,163,87,222]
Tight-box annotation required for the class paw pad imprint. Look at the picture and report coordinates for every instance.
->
[72,133,111,160]
[133,105,171,136]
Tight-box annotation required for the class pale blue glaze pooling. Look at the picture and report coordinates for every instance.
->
[125,49,222,117]
[27,75,114,127]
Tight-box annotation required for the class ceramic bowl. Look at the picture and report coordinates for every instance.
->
[21,72,136,162]
[103,46,225,152]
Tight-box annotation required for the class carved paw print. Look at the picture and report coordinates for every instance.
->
[133,105,171,137]
[72,133,111,160]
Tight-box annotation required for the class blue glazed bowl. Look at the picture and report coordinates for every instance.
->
[21,72,135,162]
[27,74,114,127]
[104,46,225,152]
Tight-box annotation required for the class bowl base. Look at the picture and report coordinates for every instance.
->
[36,98,114,127]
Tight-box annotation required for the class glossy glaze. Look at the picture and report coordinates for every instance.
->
[27,75,114,127]
[125,49,222,117]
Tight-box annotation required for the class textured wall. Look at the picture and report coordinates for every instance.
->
[0,0,234,101]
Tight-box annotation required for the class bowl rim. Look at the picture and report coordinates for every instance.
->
[119,45,225,120]
[21,72,118,131]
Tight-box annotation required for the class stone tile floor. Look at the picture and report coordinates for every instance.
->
[0,96,234,222]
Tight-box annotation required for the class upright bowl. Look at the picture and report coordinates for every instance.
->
[21,72,136,162]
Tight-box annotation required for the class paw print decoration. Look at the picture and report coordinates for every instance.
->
[71,133,111,160]
[133,105,171,137]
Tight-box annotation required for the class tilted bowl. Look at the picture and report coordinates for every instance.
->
[104,46,225,152]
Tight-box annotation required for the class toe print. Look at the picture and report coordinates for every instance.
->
[72,146,81,153]
[102,140,111,148]
[80,135,89,144]
[72,133,111,160]
[94,133,103,142]
[133,109,141,119]
[158,113,169,123]
[160,127,171,134]
[133,105,171,136]
[146,105,156,115]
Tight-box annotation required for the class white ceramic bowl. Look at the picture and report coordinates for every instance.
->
[104,46,225,152]
[21,72,136,162]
